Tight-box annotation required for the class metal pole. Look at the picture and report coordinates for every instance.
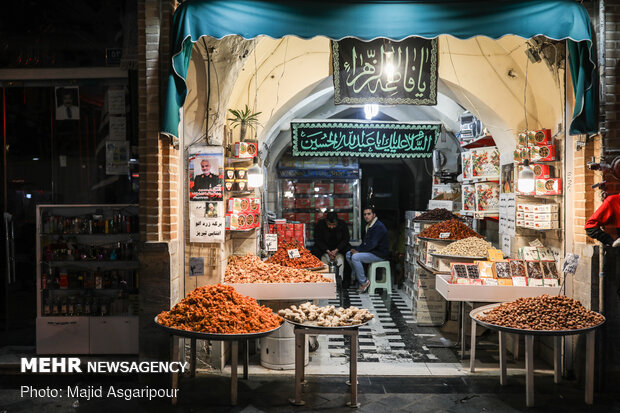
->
[469,319,476,373]
[554,336,562,384]
[585,331,595,405]
[170,335,180,405]
[499,331,507,386]
[230,340,238,406]
[525,335,535,407]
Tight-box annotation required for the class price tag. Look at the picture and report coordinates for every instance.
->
[287,249,300,259]
[413,223,421,232]
[439,232,451,239]
[487,249,504,261]
[265,234,278,252]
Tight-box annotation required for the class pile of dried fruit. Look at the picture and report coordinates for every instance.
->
[157,284,282,334]
[414,208,461,221]
[279,302,374,327]
[419,219,482,240]
[225,254,332,283]
[440,237,493,257]
[477,295,605,331]
[266,240,324,269]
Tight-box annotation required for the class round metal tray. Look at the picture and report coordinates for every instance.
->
[284,317,374,330]
[411,219,444,224]
[154,315,284,340]
[417,236,456,243]
[306,264,327,271]
[470,303,606,337]
[430,252,487,260]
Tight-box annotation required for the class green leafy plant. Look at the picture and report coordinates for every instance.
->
[227,105,262,141]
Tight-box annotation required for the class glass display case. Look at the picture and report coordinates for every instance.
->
[36,204,139,354]
[276,156,361,243]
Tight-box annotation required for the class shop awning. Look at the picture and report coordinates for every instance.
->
[162,0,596,139]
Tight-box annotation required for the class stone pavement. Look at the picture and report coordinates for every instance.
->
[1,373,619,413]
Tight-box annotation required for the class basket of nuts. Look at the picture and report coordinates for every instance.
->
[471,295,605,335]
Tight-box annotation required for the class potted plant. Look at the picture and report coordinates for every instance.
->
[227,105,261,141]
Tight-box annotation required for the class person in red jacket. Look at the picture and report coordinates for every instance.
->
[585,193,620,247]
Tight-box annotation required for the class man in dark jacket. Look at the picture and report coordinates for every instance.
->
[346,206,390,293]
[312,212,351,268]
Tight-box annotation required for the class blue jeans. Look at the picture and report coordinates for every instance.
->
[345,251,383,284]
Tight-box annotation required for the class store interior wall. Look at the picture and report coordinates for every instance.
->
[180,33,566,280]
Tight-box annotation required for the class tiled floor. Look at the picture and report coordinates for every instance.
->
[235,286,529,377]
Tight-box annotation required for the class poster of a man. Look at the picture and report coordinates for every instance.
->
[55,86,80,120]
[189,153,223,201]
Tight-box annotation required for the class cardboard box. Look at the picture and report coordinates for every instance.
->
[315,197,331,209]
[530,144,556,161]
[295,198,312,208]
[533,221,559,229]
[333,198,352,209]
[228,197,251,213]
[314,183,331,194]
[282,198,295,209]
[536,178,562,195]
[476,261,495,278]
[532,203,559,213]
[295,183,312,194]
[533,212,558,222]
[532,129,552,145]
[334,182,352,194]
[249,198,260,213]
[233,141,257,158]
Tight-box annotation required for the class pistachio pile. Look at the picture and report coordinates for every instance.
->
[477,295,604,331]
[440,237,493,257]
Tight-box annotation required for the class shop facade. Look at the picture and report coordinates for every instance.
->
[138,0,617,384]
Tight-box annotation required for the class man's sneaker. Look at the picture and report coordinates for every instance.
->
[357,280,370,294]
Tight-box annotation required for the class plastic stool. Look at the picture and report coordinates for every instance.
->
[368,261,392,295]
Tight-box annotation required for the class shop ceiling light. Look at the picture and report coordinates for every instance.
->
[364,104,379,120]
[247,157,263,188]
[518,159,535,194]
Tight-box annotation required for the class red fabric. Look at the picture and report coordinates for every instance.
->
[585,194,620,229]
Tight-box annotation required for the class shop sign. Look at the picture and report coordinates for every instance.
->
[332,37,438,105]
[277,168,360,180]
[291,120,439,158]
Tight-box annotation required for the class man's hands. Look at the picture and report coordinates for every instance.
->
[613,238,620,248]
[326,248,339,260]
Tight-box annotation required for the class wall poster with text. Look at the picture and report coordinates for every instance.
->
[188,147,225,243]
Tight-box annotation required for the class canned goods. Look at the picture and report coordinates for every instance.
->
[225,180,236,191]
[235,167,247,180]
[225,167,236,180]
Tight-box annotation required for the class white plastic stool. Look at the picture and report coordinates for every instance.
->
[368,261,392,295]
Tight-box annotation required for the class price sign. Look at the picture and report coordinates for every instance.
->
[287,249,301,259]
[265,234,278,252]
[413,223,421,232]
[439,232,451,239]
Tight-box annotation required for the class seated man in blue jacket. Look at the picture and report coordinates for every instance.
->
[346,206,390,293]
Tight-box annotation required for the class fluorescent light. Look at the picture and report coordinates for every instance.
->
[32,157,39,161]
[364,104,379,120]
[518,160,535,194]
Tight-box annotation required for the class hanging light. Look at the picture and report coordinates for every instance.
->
[247,157,263,188]
[364,104,379,120]
[518,159,535,194]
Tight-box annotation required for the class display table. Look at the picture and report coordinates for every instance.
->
[154,317,283,405]
[289,323,362,408]
[469,304,605,407]
[434,273,561,359]
[225,273,336,300]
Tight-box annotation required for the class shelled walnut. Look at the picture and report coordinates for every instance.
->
[278,302,374,327]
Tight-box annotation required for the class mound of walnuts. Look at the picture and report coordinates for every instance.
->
[477,295,604,331]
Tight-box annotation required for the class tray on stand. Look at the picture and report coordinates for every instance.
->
[154,316,283,406]
[469,304,605,407]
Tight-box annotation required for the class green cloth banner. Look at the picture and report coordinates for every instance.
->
[291,121,440,158]
[163,0,597,139]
